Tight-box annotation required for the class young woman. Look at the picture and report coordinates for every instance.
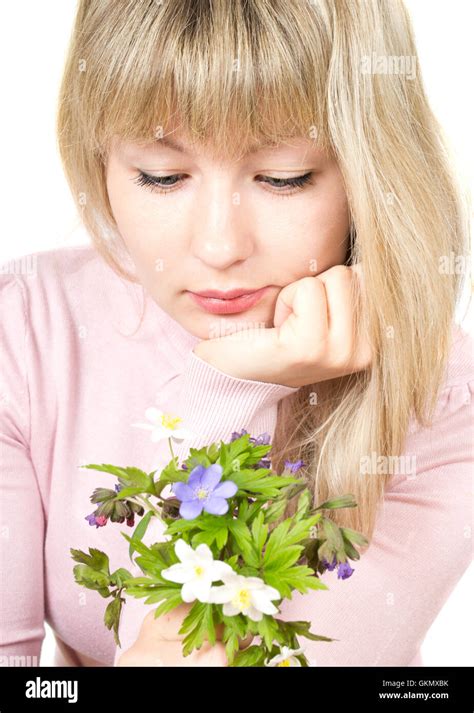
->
[0,0,471,667]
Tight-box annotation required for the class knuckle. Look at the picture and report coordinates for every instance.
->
[324,264,352,281]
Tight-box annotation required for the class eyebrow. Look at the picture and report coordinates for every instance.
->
[154,136,187,153]
[154,135,281,156]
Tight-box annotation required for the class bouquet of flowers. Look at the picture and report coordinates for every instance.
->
[71,410,368,667]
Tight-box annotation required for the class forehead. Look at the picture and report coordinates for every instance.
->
[117,131,326,163]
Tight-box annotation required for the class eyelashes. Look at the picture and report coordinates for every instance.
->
[132,171,314,196]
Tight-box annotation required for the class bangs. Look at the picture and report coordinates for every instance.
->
[81,0,332,160]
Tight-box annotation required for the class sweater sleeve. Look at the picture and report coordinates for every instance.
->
[172,348,300,461]
[0,273,46,665]
[113,347,299,664]
[277,375,474,666]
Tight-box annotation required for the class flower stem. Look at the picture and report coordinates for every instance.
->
[168,437,178,470]
[134,494,162,519]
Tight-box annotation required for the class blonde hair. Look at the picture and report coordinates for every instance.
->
[57,0,470,543]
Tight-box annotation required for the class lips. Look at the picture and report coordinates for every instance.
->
[192,288,263,299]
[187,286,270,315]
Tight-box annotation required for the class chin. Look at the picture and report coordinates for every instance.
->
[196,310,273,339]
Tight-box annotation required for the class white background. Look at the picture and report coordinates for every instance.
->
[0,1,472,666]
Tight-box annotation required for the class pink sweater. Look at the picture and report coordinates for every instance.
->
[0,245,472,667]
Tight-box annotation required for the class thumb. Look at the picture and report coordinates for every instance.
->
[238,632,255,649]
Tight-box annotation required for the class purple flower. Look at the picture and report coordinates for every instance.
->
[337,561,354,580]
[114,483,123,493]
[230,429,271,445]
[321,555,338,571]
[171,463,238,520]
[85,513,108,528]
[251,432,271,446]
[284,459,305,473]
[231,429,248,441]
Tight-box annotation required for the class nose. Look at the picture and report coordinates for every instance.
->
[189,174,254,269]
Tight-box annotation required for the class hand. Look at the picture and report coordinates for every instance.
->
[116,602,254,666]
[193,264,372,388]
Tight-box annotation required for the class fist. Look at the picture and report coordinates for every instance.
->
[116,603,254,667]
[193,264,372,388]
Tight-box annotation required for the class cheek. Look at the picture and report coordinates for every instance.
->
[106,172,182,273]
[257,194,350,278]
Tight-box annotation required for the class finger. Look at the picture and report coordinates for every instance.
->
[207,622,253,649]
[274,276,329,343]
[176,640,229,667]
[238,632,255,649]
[315,265,356,357]
[317,264,371,370]
[141,603,192,642]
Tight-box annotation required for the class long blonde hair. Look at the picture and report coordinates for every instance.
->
[57,0,470,542]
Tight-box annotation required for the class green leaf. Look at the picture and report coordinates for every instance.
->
[264,565,328,598]
[70,548,110,576]
[221,433,251,466]
[149,541,176,566]
[321,517,345,553]
[295,490,312,520]
[133,554,173,580]
[278,619,336,643]
[262,499,288,524]
[256,615,280,651]
[152,590,184,619]
[228,519,259,568]
[180,602,217,656]
[110,568,133,588]
[227,554,239,569]
[164,518,201,536]
[216,526,229,550]
[264,515,320,566]
[179,448,212,476]
[251,511,268,560]
[231,645,266,667]
[206,442,220,462]
[238,498,249,520]
[263,544,303,572]
[157,463,190,489]
[340,526,369,548]
[120,533,176,579]
[229,469,299,498]
[128,510,154,560]
[224,631,241,665]
[220,613,249,665]
[126,586,181,606]
[243,444,272,465]
[115,486,149,500]
[316,494,358,510]
[190,530,216,547]
[73,564,111,591]
[81,464,154,491]
[104,596,123,646]
[120,531,155,558]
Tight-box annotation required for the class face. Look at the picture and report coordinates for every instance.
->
[106,129,350,339]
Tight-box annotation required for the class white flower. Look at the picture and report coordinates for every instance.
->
[131,409,195,443]
[161,539,234,603]
[264,645,305,667]
[207,572,281,621]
